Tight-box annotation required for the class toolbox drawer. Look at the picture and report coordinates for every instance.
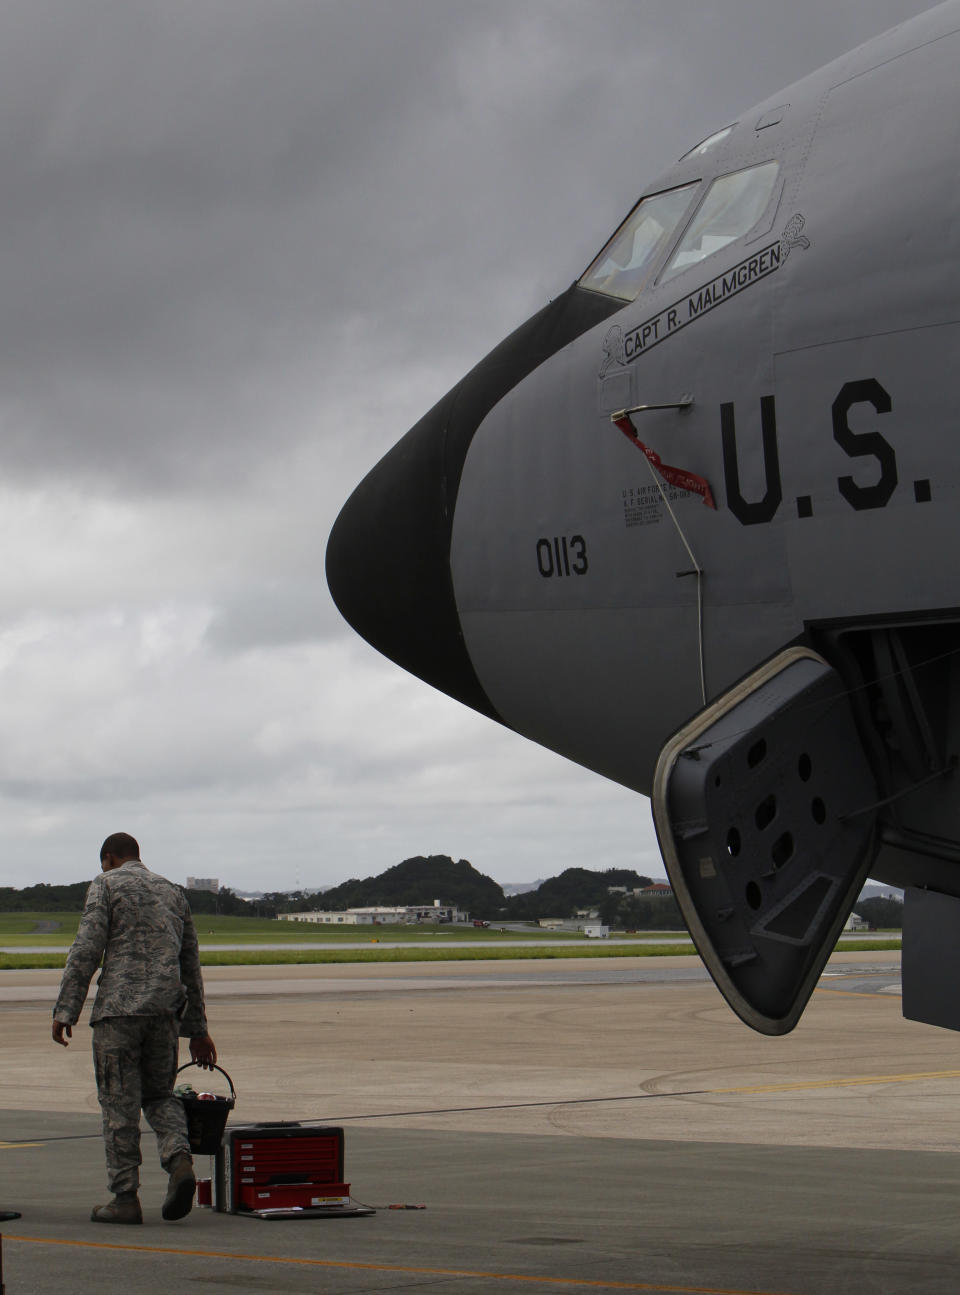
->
[236,1181,351,1211]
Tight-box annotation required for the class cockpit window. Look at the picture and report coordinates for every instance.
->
[679,124,736,160]
[579,183,699,302]
[662,161,780,280]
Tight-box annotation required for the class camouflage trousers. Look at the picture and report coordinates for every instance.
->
[91,1015,190,1196]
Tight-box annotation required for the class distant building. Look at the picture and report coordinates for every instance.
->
[280,908,398,926]
[186,877,220,894]
[538,918,607,935]
[641,883,673,896]
[279,902,468,925]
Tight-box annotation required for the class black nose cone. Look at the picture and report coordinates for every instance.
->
[325,385,500,720]
[326,283,622,724]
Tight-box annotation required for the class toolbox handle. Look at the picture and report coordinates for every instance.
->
[176,1061,236,1100]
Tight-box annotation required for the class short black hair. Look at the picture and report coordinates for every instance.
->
[100,832,140,862]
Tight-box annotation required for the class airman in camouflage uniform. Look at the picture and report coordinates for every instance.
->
[52,832,217,1224]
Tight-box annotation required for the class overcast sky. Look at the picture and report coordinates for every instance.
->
[0,0,936,893]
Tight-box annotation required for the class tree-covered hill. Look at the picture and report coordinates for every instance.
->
[0,860,663,926]
[318,855,505,916]
[0,881,91,912]
[503,868,653,921]
[852,896,903,929]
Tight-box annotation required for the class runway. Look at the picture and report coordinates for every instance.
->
[3,950,960,1293]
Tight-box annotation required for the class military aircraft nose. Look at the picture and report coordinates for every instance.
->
[326,282,621,724]
[325,387,501,720]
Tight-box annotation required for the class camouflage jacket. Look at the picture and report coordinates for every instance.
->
[53,861,208,1036]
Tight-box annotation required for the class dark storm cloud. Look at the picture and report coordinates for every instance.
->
[0,0,932,497]
[0,1,492,490]
[0,0,940,886]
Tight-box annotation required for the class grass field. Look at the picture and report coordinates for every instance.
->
[0,941,902,971]
[0,912,901,971]
[0,942,702,971]
[0,912,592,946]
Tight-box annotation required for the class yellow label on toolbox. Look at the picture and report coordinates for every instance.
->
[311,1196,349,1206]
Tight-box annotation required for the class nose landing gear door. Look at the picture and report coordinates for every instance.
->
[652,647,879,1035]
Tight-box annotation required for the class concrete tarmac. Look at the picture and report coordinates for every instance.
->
[3,950,960,1294]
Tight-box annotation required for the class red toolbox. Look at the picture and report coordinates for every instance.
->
[220,1123,354,1214]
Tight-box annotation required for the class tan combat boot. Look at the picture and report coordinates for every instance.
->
[162,1151,196,1220]
[91,1193,142,1224]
